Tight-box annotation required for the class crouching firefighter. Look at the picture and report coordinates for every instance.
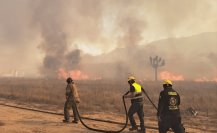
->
[157,80,185,133]
[63,77,80,123]
[124,76,146,133]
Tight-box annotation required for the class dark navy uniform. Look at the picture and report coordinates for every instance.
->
[157,85,185,133]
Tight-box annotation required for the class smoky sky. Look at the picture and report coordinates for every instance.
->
[0,0,217,79]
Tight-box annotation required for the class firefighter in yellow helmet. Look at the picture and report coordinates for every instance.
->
[157,80,185,133]
[124,76,145,133]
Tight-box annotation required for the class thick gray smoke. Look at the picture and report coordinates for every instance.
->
[28,0,147,78]
[65,49,81,69]
[29,0,103,77]
[0,0,217,80]
[30,0,72,77]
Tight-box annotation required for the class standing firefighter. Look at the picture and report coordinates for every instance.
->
[124,76,146,133]
[157,80,185,133]
[63,77,80,123]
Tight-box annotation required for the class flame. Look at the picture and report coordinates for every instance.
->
[58,68,89,80]
[160,71,184,81]
[58,68,68,79]
[194,77,217,82]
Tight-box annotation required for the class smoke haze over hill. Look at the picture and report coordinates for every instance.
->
[0,0,217,79]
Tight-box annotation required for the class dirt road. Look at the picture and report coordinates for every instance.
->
[0,104,96,133]
[0,103,214,133]
[0,104,160,133]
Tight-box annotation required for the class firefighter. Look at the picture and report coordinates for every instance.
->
[63,77,80,123]
[157,79,185,133]
[124,76,146,133]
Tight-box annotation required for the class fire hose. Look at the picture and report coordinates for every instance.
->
[0,89,188,133]
[73,90,159,133]
[73,91,129,133]
[74,89,188,133]
[0,101,159,130]
[142,89,158,110]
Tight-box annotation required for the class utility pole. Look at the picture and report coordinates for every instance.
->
[150,56,165,81]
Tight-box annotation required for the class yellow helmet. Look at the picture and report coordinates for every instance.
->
[128,76,135,81]
[163,79,172,85]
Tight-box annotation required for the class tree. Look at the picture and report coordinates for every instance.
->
[150,56,165,81]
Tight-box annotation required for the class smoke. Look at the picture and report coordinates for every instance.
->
[28,0,105,77]
[28,0,148,78]
[0,0,31,45]
[110,1,147,47]
[0,0,40,75]
[117,17,146,47]
[146,32,217,80]
[65,49,81,69]
[30,0,70,77]
[0,0,217,79]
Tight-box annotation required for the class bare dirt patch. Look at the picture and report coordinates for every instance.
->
[0,121,5,126]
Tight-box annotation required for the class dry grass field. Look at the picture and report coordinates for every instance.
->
[0,78,217,132]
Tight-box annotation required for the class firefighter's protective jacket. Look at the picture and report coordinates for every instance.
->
[157,86,180,117]
[66,83,80,103]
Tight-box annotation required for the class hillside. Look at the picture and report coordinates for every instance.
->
[81,32,217,80]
